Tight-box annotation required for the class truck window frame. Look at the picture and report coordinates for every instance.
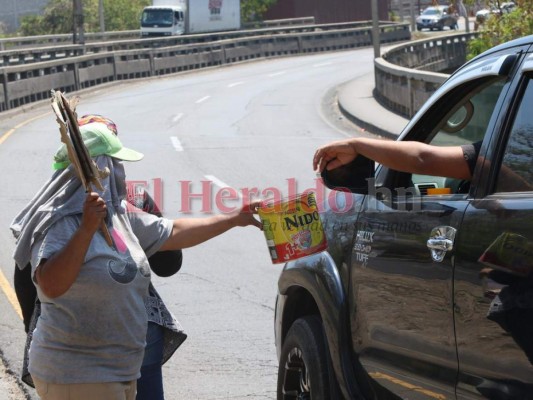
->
[491,72,533,194]
[376,75,511,199]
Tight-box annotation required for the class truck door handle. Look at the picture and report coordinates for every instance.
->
[427,226,457,262]
[427,238,453,251]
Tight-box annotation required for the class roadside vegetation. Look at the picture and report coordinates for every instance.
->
[18,0,150,35]
[241,0,278,23]
[17,0,278,36]
[467,0,533,59]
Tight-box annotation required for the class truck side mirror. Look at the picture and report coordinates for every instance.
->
[321,155,375,194]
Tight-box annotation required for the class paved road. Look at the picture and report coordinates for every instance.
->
[0,48,374,400]
[0,20,475,398]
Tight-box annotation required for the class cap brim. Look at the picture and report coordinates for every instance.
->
[109,147,144,162]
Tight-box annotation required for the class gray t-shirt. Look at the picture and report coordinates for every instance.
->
[29,203,173,384]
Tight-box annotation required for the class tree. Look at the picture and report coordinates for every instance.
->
[467,0,533,59]
[241,0,278,23]
[19,0,74,35]
[18,0,150,36]
[103,0,150,32]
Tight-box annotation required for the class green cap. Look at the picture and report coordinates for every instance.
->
[53,122,144,170]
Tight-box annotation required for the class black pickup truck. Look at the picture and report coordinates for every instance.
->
[275,35,533,400]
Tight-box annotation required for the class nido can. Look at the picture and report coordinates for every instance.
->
[259,192,328,264]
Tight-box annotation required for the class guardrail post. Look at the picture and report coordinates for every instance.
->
[149,51,155,76]
[408,77,413,118]
[112,54,118,81]
[1,72,9,111]
[73,63,80,91]
[221,44,227,65]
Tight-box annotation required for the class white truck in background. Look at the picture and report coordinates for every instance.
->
[140,0,241,37]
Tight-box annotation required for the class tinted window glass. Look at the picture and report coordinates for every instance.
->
[433,79,505,146]
[410,78,506,195]
[495,77,533,193]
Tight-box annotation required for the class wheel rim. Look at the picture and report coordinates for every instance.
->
[281,347,311,400]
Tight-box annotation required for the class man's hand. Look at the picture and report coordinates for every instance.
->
[313,139,358,173]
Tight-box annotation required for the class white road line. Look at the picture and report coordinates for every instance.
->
[313,62,332,67]
[268,71,286,77]
[172,113,184,123]
[170,136,184,151]
[227,81,244,88]
[195,95,210,104]
[205,174,242,199]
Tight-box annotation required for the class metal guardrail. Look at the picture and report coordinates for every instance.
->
[374,32,477,118]
[0,22,411,112]
[242,16,316,29]
[0,18,317,50]
[0,31,140,51]
[0,21,397,68]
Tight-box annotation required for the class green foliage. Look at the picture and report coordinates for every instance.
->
[19,0,73,35]
[467,0,533,59]
[241,0,278,23]
[104,0,151,31]
[18,0,150,36]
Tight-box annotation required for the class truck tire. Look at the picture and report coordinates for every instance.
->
[277,315,330,400]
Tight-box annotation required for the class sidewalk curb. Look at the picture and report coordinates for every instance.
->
[338,92,399,140]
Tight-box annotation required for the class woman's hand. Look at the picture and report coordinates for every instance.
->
[229,200,262,229]
[80,192,107,234]
[36,192,105,298]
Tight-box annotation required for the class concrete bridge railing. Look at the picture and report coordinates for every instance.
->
[0,22,411,113]
[374,32,477,118]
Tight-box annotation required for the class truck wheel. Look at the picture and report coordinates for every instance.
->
[277,316,330,400]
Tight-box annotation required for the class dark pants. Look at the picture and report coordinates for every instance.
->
[14,264,36,333]
[137,322,165,400]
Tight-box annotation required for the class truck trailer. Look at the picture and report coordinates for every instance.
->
[140,0,241,37]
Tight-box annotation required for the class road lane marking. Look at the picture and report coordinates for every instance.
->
[0,268,22,320]
[172,113,184,123]
[227,81,244,88]
[0,111,50,146]
[205,174,242,199]
[195,95,210,104]
[313,62,332,67]
[268,71,286,77]
[369,372,446,400]
[0,111,50,321]
[170,136,184,151]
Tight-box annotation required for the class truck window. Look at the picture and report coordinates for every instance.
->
[495,76,533,193]
[410,77,507,194]
[141,9,174,27]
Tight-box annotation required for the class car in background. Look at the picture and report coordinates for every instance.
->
[275,35,533,399]
[499,1,517,13]
[476,1,516,25]
[416,6,458,31]
[475,7,492,24]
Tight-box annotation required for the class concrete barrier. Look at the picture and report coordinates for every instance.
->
[242,17,316,29]
[0,22,411,112]
[374,32,477,118]
[0,31,140,51]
